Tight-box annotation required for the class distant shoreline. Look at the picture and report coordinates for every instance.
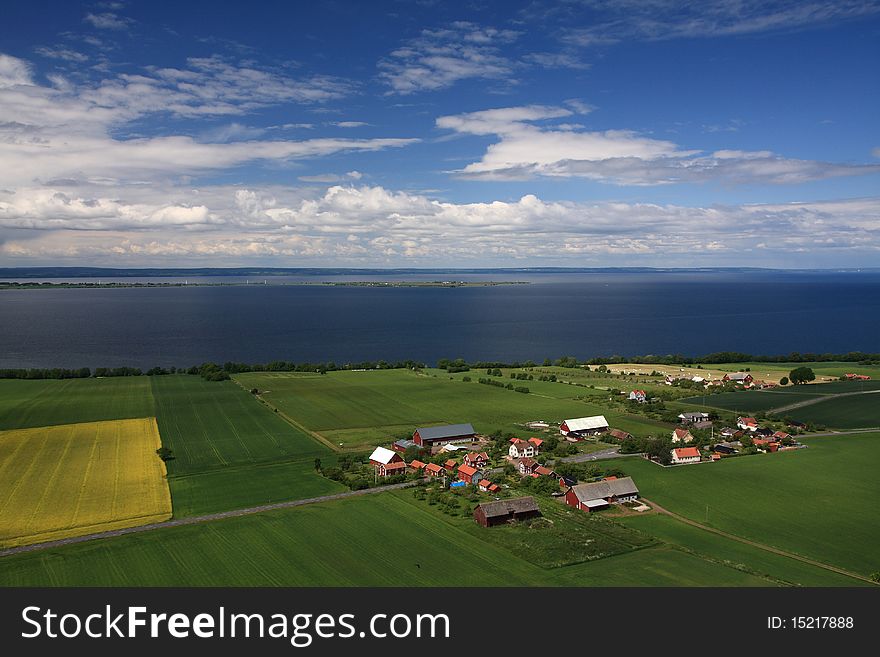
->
[0,280,530,290]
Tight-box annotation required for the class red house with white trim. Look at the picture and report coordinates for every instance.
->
[368,446,407,477]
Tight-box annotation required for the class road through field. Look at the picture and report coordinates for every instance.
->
[769,388,880,415]
[643,498,877,585]
[0,481,416,558]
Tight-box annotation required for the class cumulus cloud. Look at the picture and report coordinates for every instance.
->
[379,22,521,93]
[2,184,878,265]
[437,105,880,185]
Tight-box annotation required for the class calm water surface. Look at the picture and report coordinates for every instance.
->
[1,272,878,368]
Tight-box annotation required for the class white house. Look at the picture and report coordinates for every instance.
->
[628,390,647,403]
[509,439,537,459]
[671,447,701,464]
[737,416,760,432]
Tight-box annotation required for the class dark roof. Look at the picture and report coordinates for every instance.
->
[393,439,418,450]
[477,496,541,518]
[415,423,476,441]
[569,477,640,503]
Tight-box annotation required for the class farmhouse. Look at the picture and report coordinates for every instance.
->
[518,457,539,475]
[408,459,427,472]
[845,373,871,380]
[737,416,760,432]
[560,415,609,439]
[629,390,647,403]
[473,496,542,527]
[425,463,444,477]
[671,447,701,464]
[724,372,754,385]
[671,428,695,444]
[565,476,640,512]
[457,464,483,484]
[413,423,477,447]
[608,429,633,441]
[678,412,709,425]
[368,446,407,477]
[463,451,490,469]
[509,438,538,459]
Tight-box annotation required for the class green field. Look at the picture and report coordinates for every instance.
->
[605,433,880,577]
[168,459,346,518]
[0,377,155,430]
[618,513,867,587]
[152,375,330,475]
[678,380,880,427]
[235,369,670,449]
[0,492,773,586]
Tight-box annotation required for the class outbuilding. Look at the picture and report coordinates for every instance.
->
[413,423,477,447]
[473,497,542,527]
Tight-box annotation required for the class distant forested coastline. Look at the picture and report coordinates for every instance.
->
[2,350,877,382]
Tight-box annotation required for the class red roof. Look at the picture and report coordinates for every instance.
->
[673,428,691,439]
[739,417,758,424]
[528,437,543,447]
[384,461,406,471]
[631,390,646,395]
[458,464,478,477]
[409,460,426,469]
[488,484,500,492]
[425,463,443,474]
[444,459,457,468]
[673,447,700,458]
[535,466,553,476]
[603,475,617,480]
[478,479,492,487]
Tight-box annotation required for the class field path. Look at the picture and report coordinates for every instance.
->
[768,388,880,415]
[230,378,340,452]
[0,481,416,558]
[643,497,878,586]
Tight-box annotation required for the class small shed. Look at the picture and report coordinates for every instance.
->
[474,497,542,527]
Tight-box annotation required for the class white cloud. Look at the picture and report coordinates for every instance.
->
[34,47,89,63]
[0,54,34,88]
[379,22,521,94]
[298,171,364,183]
[437,105,880,185]
[0,53,414,186]
[522,52,590,70]
[2,184,878,265]
[559,0,880,45]
[84,12,132,30]
[333,121,370,128]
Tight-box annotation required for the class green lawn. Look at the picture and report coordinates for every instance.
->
[0,377,155,430]
[0,492,772,587]
[605,433,880,577]
[235,369,670,449]
[152,375,330,475]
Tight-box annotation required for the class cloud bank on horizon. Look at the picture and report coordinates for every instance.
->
[0,0,878,268]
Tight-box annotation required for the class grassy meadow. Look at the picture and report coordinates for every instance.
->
[0,418,171,548]
[0,492,773,587]
[604,432,880,577]
[235,369,671,449]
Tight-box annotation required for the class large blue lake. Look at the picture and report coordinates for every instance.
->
[1,271,878,369]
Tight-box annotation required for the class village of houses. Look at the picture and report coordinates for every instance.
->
[365,374,805,528]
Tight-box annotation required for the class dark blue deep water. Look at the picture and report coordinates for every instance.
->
[1,271,878,369]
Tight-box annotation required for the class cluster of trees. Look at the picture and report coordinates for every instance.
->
[477,377,529,394]
[221,359,426,374]
[0,367,92,380]
[437,358,469,373]
[510,372,533,381]
[788,367,816,385]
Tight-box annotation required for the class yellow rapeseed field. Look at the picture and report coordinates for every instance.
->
[0,417,172,548]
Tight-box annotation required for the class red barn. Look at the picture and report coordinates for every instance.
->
[457,464,482,484]
[412,423,476,447]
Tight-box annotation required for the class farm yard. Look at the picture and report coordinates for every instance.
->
[0,418,171,548]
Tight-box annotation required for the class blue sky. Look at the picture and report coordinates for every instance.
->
[1,0,878,267]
